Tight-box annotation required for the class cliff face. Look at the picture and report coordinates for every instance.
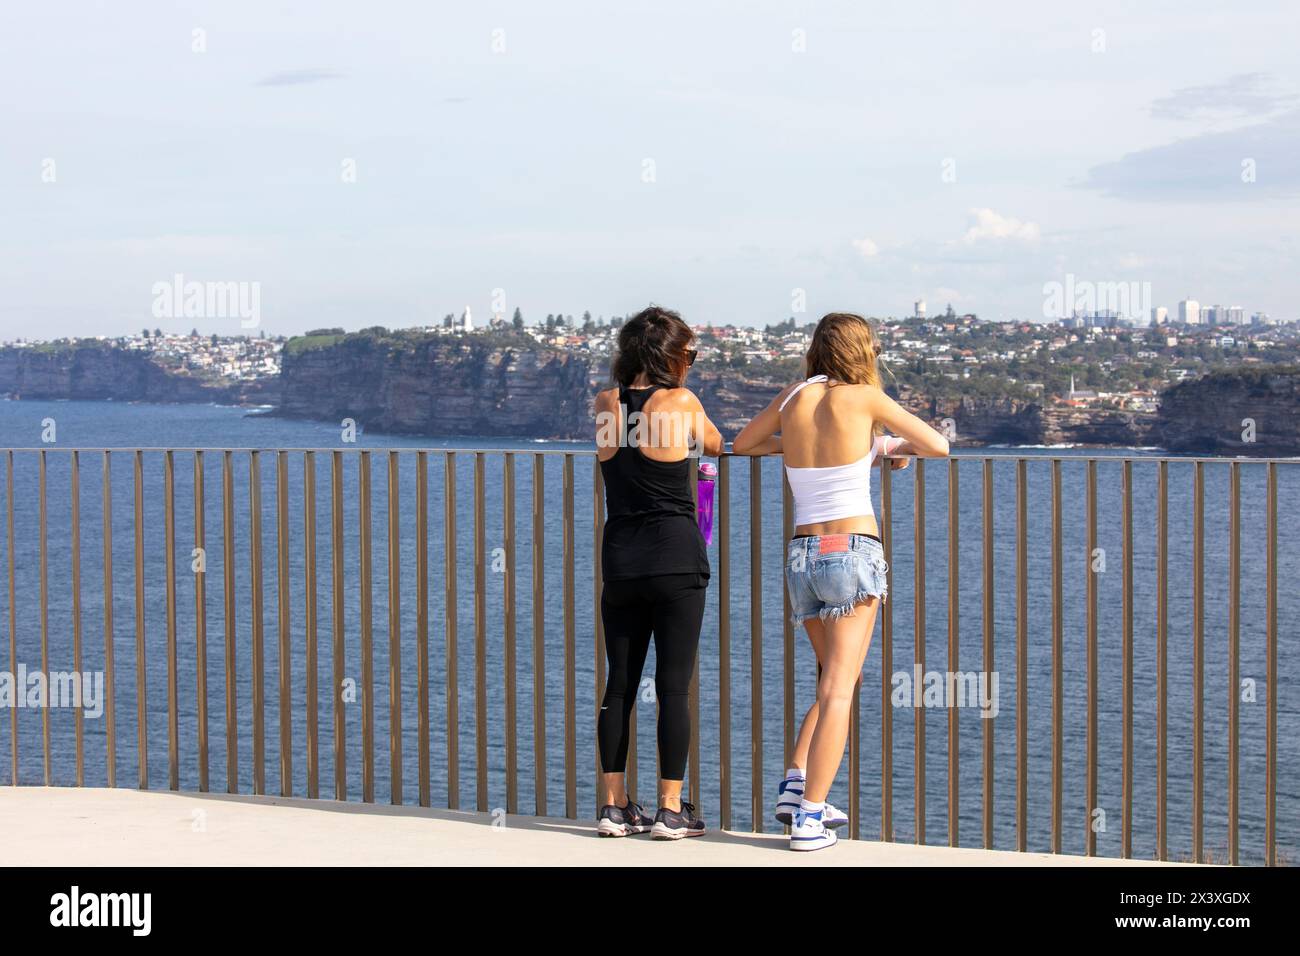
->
[278,336,595,438]
[277,344,1164,446]
[1157,366,1300,456]
[0,345,266,404]
[8,336,1293,454]
[917,395,1044,445]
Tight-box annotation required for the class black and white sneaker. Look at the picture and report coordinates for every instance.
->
[596,800,654,837]
[651,801,706,840]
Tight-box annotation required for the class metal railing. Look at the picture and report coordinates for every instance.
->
[0,447,1289,865]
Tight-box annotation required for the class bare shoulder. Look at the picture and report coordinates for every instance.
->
[595,387,619,412]
[851,382,891,407]
[775,381,803,405]
[772,379,814,413]
[651,386,703,412]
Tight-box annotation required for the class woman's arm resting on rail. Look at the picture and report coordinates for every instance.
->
[684,390,725,457]
[867,389,951,458]
[732,383,797,456]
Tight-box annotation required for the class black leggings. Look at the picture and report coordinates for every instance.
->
[598,572,707,782]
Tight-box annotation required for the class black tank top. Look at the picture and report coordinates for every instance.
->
[599,386,710,582]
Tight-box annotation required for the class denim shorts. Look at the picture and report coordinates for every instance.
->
[785,533,889,626]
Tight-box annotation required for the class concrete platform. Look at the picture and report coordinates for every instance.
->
[1,787,1188,866]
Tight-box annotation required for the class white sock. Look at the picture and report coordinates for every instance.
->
[786,766,805,781]
[799,798,824,815]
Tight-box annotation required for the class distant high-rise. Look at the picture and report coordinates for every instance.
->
[914,299,926,319]
[1178,298,1200,325]
[1151,306,1168,326]
[1227,306,1245,325]
[462,306,473,331]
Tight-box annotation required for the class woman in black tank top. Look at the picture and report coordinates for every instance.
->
[593,305,723,840]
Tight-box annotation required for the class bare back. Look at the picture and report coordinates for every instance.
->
[779,381,875,468]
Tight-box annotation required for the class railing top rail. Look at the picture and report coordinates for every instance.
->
[1,446,1298,465]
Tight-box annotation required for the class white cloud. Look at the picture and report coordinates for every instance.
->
[851,237,879,259]
[962,208,1040,244]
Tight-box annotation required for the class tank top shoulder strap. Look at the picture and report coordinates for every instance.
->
[778,375,829,413]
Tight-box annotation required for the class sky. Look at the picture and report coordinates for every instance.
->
[1,0,1297,339]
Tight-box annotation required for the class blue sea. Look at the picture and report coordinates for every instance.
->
[0,399,1296,864]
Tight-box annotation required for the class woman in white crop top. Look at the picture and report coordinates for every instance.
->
[733,312,949,851]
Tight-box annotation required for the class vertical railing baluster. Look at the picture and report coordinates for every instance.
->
[194,452,209,793]
[359,451,374,803]
[881,457,894,842]
[416,452,430,808]
[474,453,487,812]
[1192,460,1204,862]
[1050,458,1062,854]
[165,450,179,792]
[387,451,402,804]
[444,452,459,810]
[276,451,291,796]
[689,460,701,809]
[5,452,14,786]
[717,456,731,832]
[134,450,148,790]
[591,458,603,810]
[947,457,959,847]
[531,454,545,816]
[913,458,926,844]
[1015,458,1027,852]
[249,450,265,795]
[563,453,576,818]
[1227,461,1240,865]
[1265,462,1277,866]
[40,450,49,786]
[102,452,116,788]
[331,451,346,801]
[1085,458,1097,856]
[749,456,763,832]
[850,676,861,840]
[222,451,237,793]
[628,676,638,798]
[981,457,993,849]
[504,452,518,815]
[72,451,84,787]
[1122,459,1133,858]
[782,472,794,795]
[303,452,318,800]
[1156,459,1168,860]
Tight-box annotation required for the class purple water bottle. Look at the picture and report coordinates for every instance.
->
[697,461,717,545]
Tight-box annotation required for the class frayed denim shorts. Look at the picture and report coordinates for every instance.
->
[785,533,889,626]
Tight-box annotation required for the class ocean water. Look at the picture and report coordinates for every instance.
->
[0,399,1296,864]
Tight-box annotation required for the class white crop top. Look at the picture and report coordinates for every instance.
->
[778,376,905,526]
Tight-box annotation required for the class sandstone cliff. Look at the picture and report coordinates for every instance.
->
[0,343,269,404]
[6,335,1293,454]
[1156,365,1300,456]
[277,333,594,437]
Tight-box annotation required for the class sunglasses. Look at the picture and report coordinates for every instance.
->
[685,348,698,366]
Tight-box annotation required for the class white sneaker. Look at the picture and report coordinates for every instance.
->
[790,807,839,851]
[821,802,848,830]
[774,773,805,826]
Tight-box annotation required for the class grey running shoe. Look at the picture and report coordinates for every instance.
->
[651,801,706,840]
[596,800,654,837]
